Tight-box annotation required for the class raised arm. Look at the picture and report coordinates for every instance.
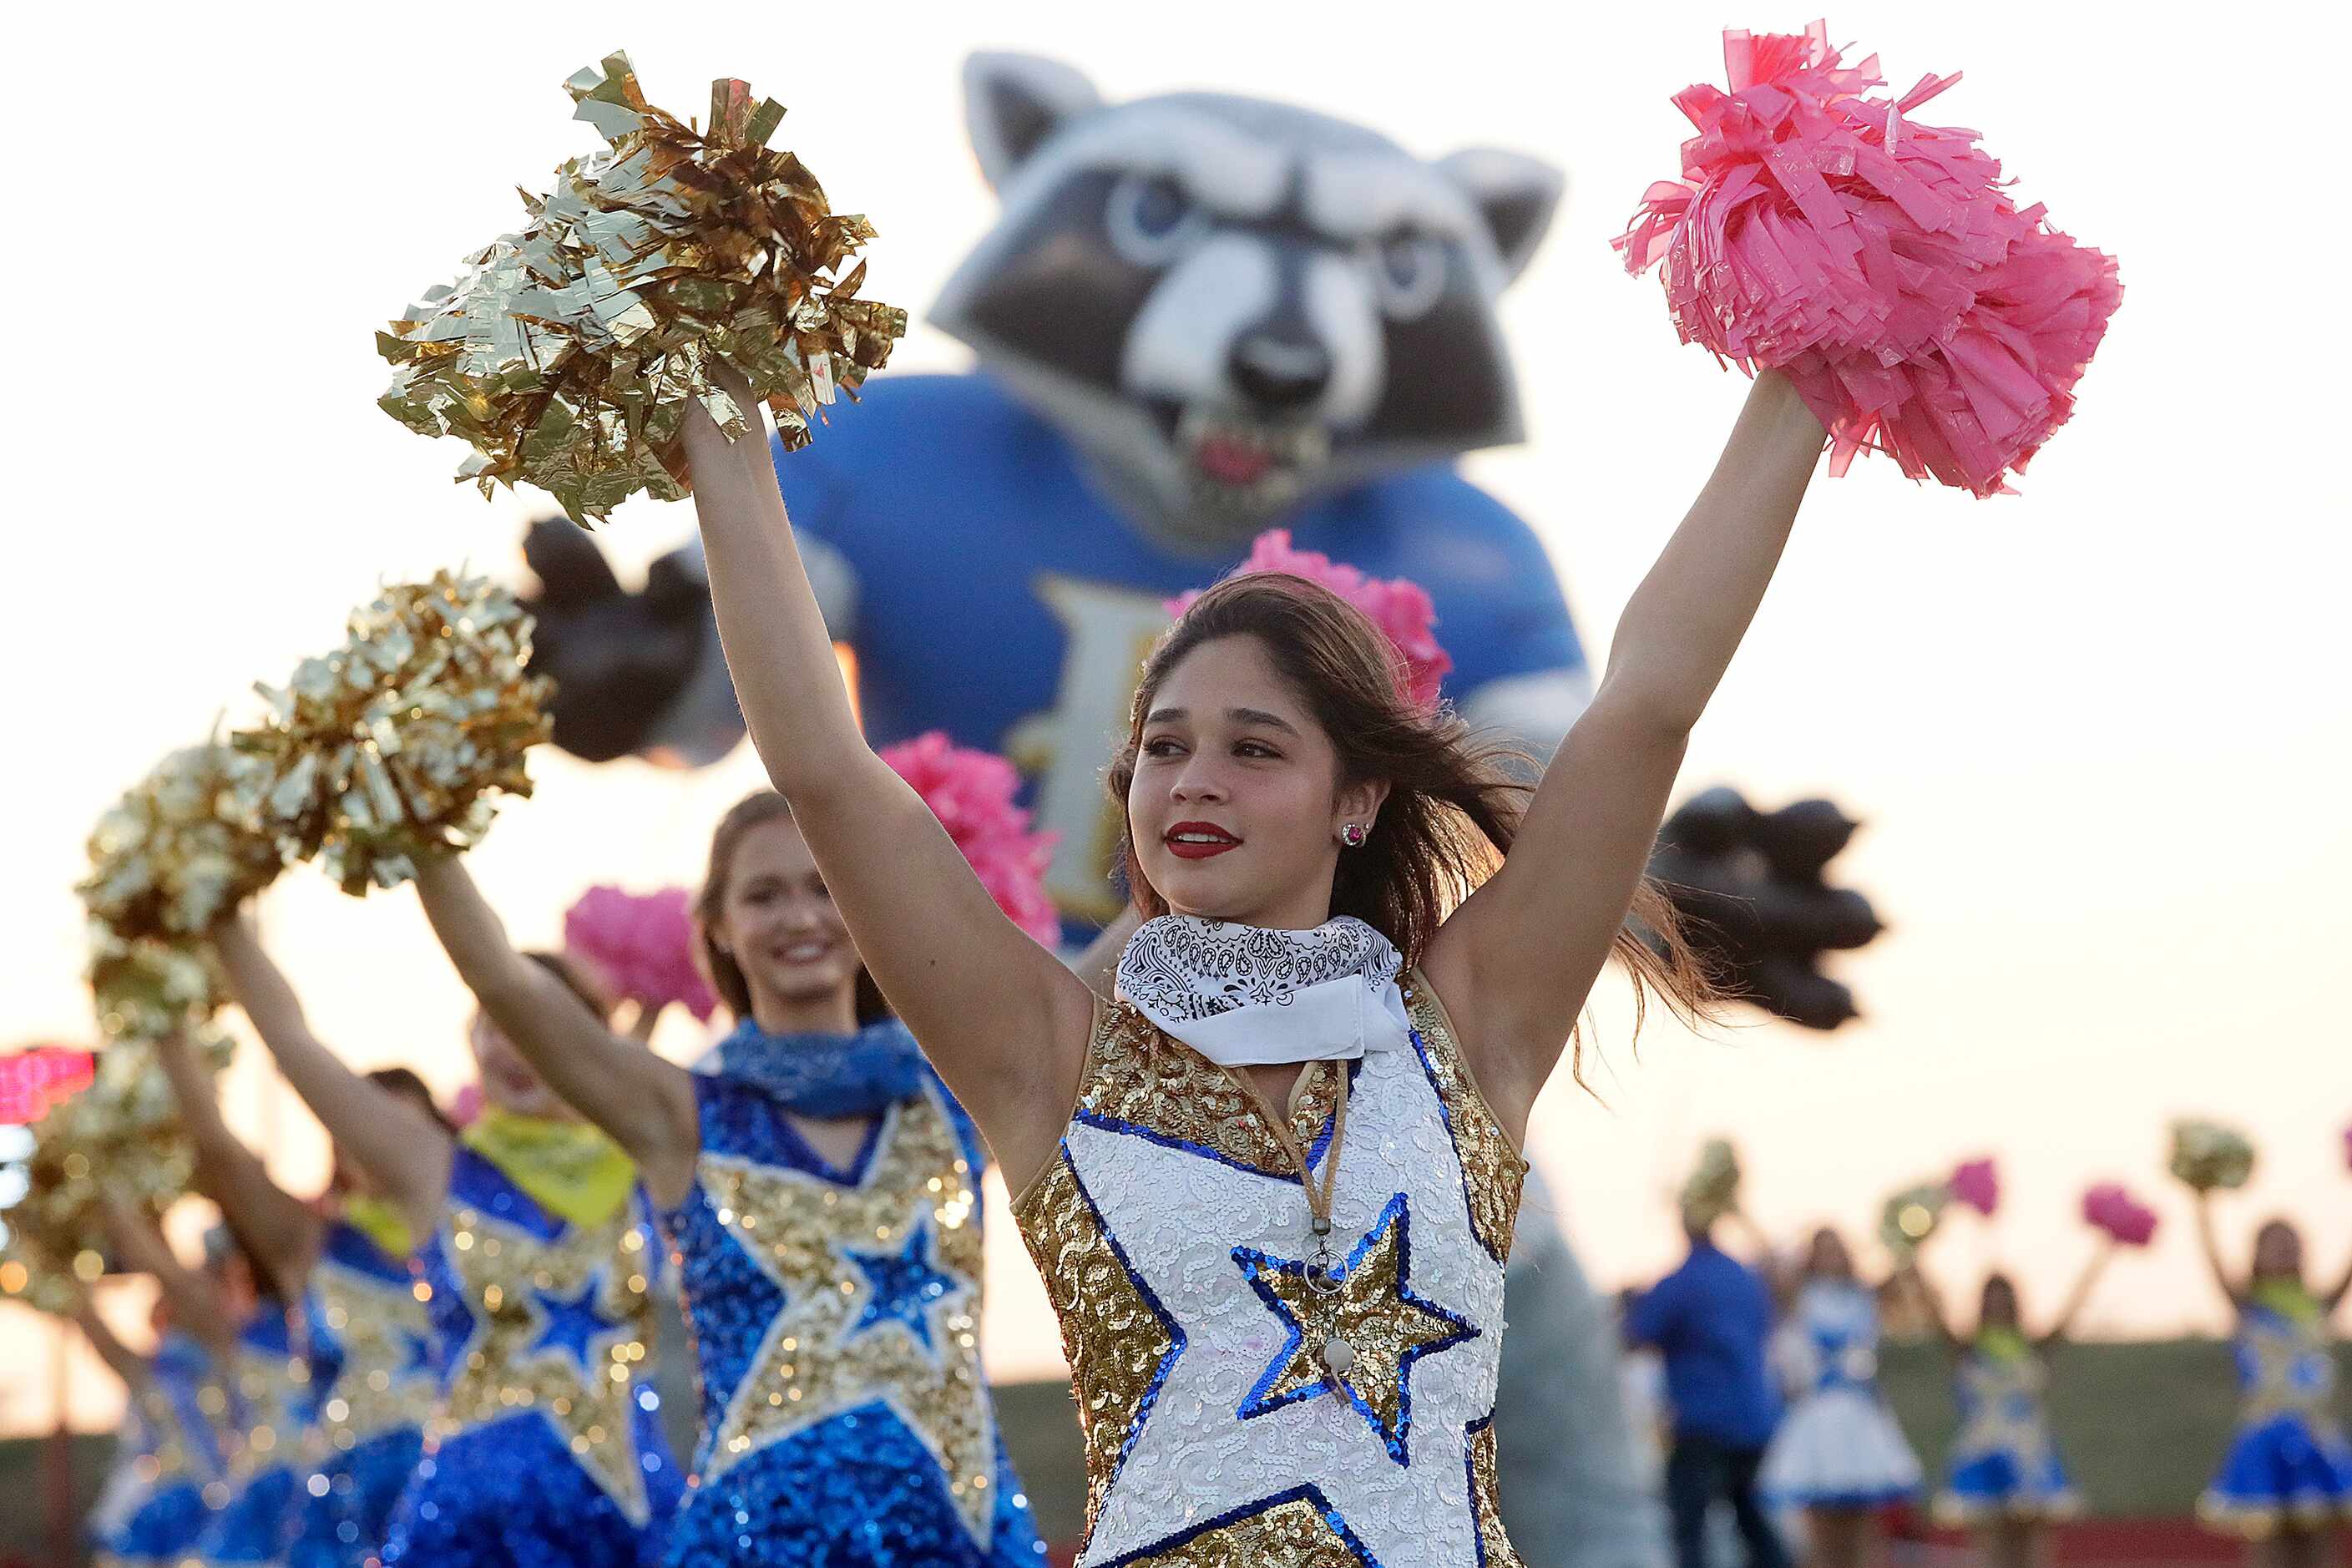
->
[2038,1242,2114,1348]
[411,854,698,1206]
[1424,373,1824,1131]
[70,1292,149,1388]
[151,1028,319,1297]
[209,912,451,1242]
[99,1195,235,1354]
[681,372,1096,1186]
[2192,1191,2243,1308]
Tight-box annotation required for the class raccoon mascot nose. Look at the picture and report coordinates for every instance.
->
[1227,326,1333,413]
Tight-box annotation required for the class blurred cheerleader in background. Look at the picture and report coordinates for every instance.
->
[1757,1227,1921,1568]
[407,771,1049,1566]
[2187,1166,2352,1566]
[200,908,682,1568]
[146,1023,451,1568]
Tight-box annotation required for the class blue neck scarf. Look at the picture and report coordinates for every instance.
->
[697,1015,929,1119]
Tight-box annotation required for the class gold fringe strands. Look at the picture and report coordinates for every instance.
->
[2169,1119,2256,1192]
[377,52,908,523]
[78,743,283,945]
[232,571,553,896]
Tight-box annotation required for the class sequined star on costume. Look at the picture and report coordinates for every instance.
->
[312,1237,443,1449]
[1236,1193,1476,1462]
[437,1202,655,1522]
[1040,1010,1516,1568]
[694,1091,1000,1544]
[532,1271,622,1370]
[841,1216,966,1355]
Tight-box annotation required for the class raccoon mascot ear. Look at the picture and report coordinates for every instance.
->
[1436,149,1565,287]
[963,52,1102,191]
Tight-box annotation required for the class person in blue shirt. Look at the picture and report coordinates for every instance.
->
[1627,1211,1790,1568]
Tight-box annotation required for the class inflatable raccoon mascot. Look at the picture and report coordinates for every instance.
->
[772,53,1597,937]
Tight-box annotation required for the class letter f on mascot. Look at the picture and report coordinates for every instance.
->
[770,53,1596,938]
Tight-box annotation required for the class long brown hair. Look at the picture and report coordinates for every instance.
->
[1106,573,1711,1075]
[695,790,889,1024]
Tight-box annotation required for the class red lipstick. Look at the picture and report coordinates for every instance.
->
[1164,821,1242,860]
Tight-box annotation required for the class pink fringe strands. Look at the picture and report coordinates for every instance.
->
[564,884,721,1022]
[2081,1182,2158,1247]
[878,732,1061,947]
[1616,21,2121,496]
[1950,1156,2000,1217]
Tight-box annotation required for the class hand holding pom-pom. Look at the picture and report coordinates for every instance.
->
[234,571,553,894]
[2081,1182,2158,1247]
[1169,531,1454,713]
[564,886,720,1023]
[79,745,283,945]
[379,52,908,523]
[878,732,1060,947]
[1949,1156,1999,1217]
[2168,1119,2255,1191]
[1617,21,2121,496]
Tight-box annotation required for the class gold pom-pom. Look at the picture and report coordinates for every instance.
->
[78,743,283,943]
[9,1041,205,1270]
[86,924,228,1047]
[2169,1119,2256,1192]
[232,571,553,894]
[378,50,909,523]
[1877,1181,1950,1260]
[1677,1137,1743,1229]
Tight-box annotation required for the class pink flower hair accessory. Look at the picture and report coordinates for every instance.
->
[1616,21,2121,496]
[878,732,1061,947]
[1167,530,1454,713]
[563,884,721,1022]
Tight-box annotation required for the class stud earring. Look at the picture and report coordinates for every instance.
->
[1340,822,1368,848]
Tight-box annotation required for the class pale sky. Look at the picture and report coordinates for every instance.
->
[4,0,2345,1434]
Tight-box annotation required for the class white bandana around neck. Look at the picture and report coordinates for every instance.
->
[1115,914,1414,1068]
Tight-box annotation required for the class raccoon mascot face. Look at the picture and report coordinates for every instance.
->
[933,53,1562,547]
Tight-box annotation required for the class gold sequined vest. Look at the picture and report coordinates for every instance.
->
[1014,969,1526,1568]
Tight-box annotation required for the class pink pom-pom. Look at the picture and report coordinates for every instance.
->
[448,1081,485,1130]
[1167,530,1454,712]
[2081,1181,2157,1247]
[1950,1156,2000,1216]
[1616,20,2121,497]
[563,885,721,1023]
[879,732,1062,947]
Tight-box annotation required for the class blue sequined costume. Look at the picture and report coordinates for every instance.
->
[289,1218,444,1568]
[379,1146,681,1567]
[2199,1293,2352,1537]
[90,1329,232,1568]
[197,1302,334,1565]
[656,1022,1044,1566]
[1934,1338,2076,1525]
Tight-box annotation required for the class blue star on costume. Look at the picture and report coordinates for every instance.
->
[377,1147,680,1568]
[1234,1192,1478,1464]
[654,1058,1045,1565]
[531,1270,620,1372]
[841,1217,964,1355]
